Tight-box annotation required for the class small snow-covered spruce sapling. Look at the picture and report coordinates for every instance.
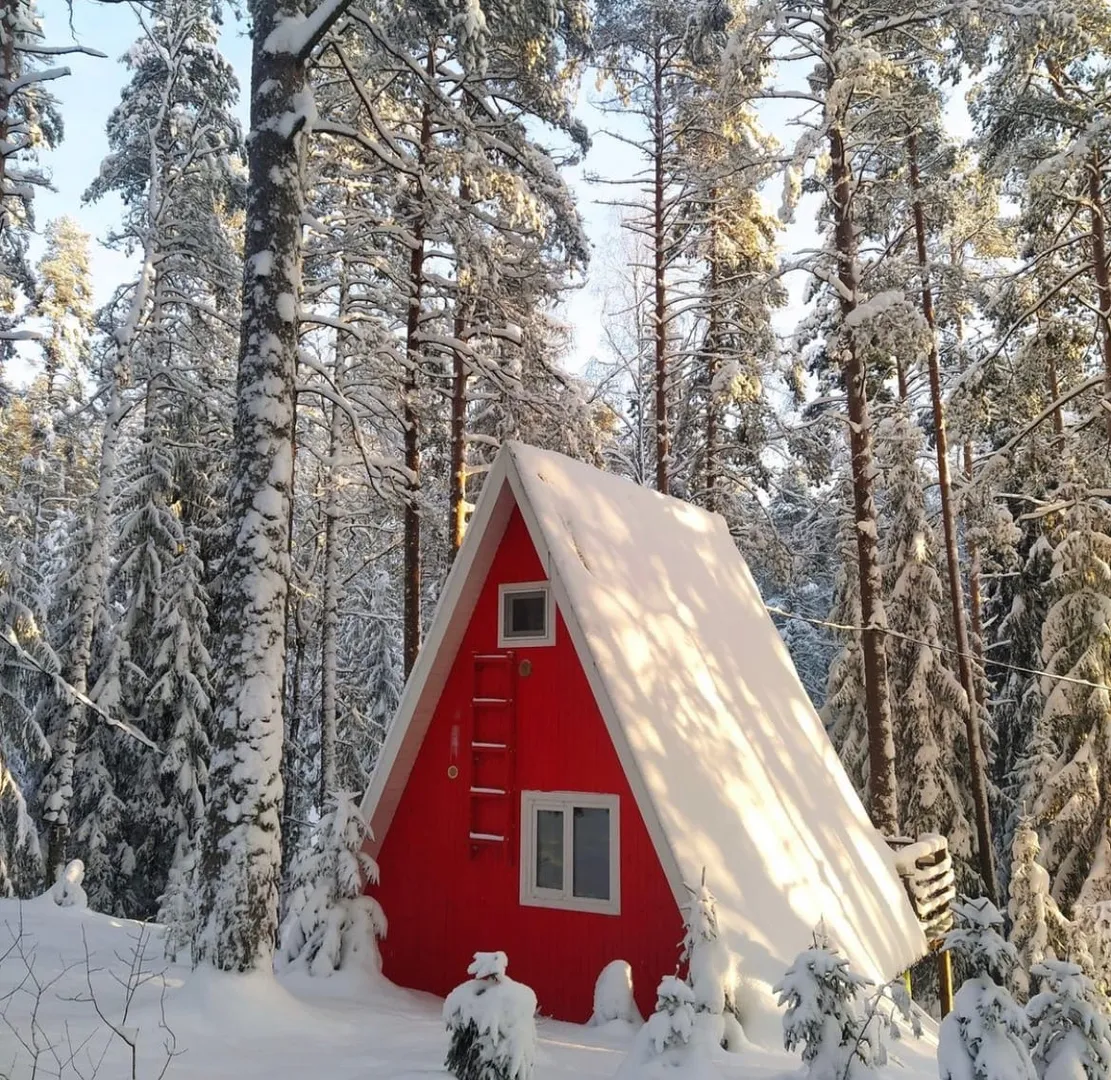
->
[276,792,386,976]
[680,874,744,1050]
[444,952,538,1080]
[775,927,917,1080]
[1026,959,1111,1080]
[939,897,1037,1080]
[614,975,720,1080]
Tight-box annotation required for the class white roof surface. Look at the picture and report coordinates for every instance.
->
[363,441,926,1015]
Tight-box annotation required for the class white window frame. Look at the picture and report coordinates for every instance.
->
[519,791,620,915]
[498,582,555,648]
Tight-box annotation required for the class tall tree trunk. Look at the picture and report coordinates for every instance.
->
[704,193,721,514]
[280,594,310,883]
[449,173,472,558]
[402,48,435,676]
[908,134,996,896]
[449,302,469,557]
[319,329,345,805]
[193,0,309,970]
[1088,150,1111,442]
[962,439,986,689]
[825,24,898,836]
[1045,336,1066,440]
[44,381,125,882]
[652,38,669,495]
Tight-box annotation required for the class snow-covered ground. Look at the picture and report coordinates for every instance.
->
[0,898,941,1079]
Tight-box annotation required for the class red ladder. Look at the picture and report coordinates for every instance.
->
[468,651,518,861]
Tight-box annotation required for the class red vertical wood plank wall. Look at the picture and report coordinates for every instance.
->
[369,508,682,1022]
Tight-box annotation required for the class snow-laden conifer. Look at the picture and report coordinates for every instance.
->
[878,408,977,890]
[1029,487,1111,914]
[775,931,907,1080]
[1027,959,1111,1080]
[1009,816,1078,1000]
[939,897,1036,1080]
[615,975,720,1080]
[277,792,386,976]
[590,960,641,1027]
[681,877,743,1050]
[444,952,537,1080]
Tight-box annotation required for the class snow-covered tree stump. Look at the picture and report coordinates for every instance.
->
[589,959,641,1027]
[50,859,87,908]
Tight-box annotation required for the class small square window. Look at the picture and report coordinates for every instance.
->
[498,583,554,647]
[520,792,619,915]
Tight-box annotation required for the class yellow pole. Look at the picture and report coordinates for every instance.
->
[937,949,954,1017]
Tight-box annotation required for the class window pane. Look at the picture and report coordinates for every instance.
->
[505,591,546,636]
[572,807,610,900]
[535,809,564,891]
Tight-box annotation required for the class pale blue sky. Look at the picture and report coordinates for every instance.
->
[30,0,825,384]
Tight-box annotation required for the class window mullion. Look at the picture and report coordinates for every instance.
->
[562,801,573,899]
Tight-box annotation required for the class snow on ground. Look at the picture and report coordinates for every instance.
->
[0,899,941,1079]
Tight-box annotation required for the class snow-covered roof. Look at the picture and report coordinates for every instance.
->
[363,442,926,1008]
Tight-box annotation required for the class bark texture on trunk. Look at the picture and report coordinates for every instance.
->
[449,303,469,557]
[193,0,309,969]
[319,334,345,805]
[825,32,898,836]
[908,134,996,897]
[652,38,669,495]
[703,196,721,514]
[402,47,436,676]
[1087,150,1111,441]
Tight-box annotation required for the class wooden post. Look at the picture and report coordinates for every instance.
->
[937,948,954,1017]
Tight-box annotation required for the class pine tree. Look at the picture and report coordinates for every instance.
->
[775,932,896,1080]
[615,975,717,1080]
[191,0,350,972]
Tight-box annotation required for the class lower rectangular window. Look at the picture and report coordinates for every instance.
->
[520,791,620,915]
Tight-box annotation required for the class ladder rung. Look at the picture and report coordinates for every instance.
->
[469,832,505,842]
[473,742,508,751]
[471,787,506,795]
[473,697,510,705]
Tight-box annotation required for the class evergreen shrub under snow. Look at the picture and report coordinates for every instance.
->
[277,792,386,976]
[775,927,915,1080]
[1027,959,1111,1080]
[444,951,537,1080]
[681,877,744,1050]
[938,897,1036,1080]
[614,975,720,1080]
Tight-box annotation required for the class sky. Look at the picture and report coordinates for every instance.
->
[26,0,889,407]
[32,0,816,388]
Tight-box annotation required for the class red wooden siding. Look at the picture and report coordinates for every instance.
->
[369,508,682,1021]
